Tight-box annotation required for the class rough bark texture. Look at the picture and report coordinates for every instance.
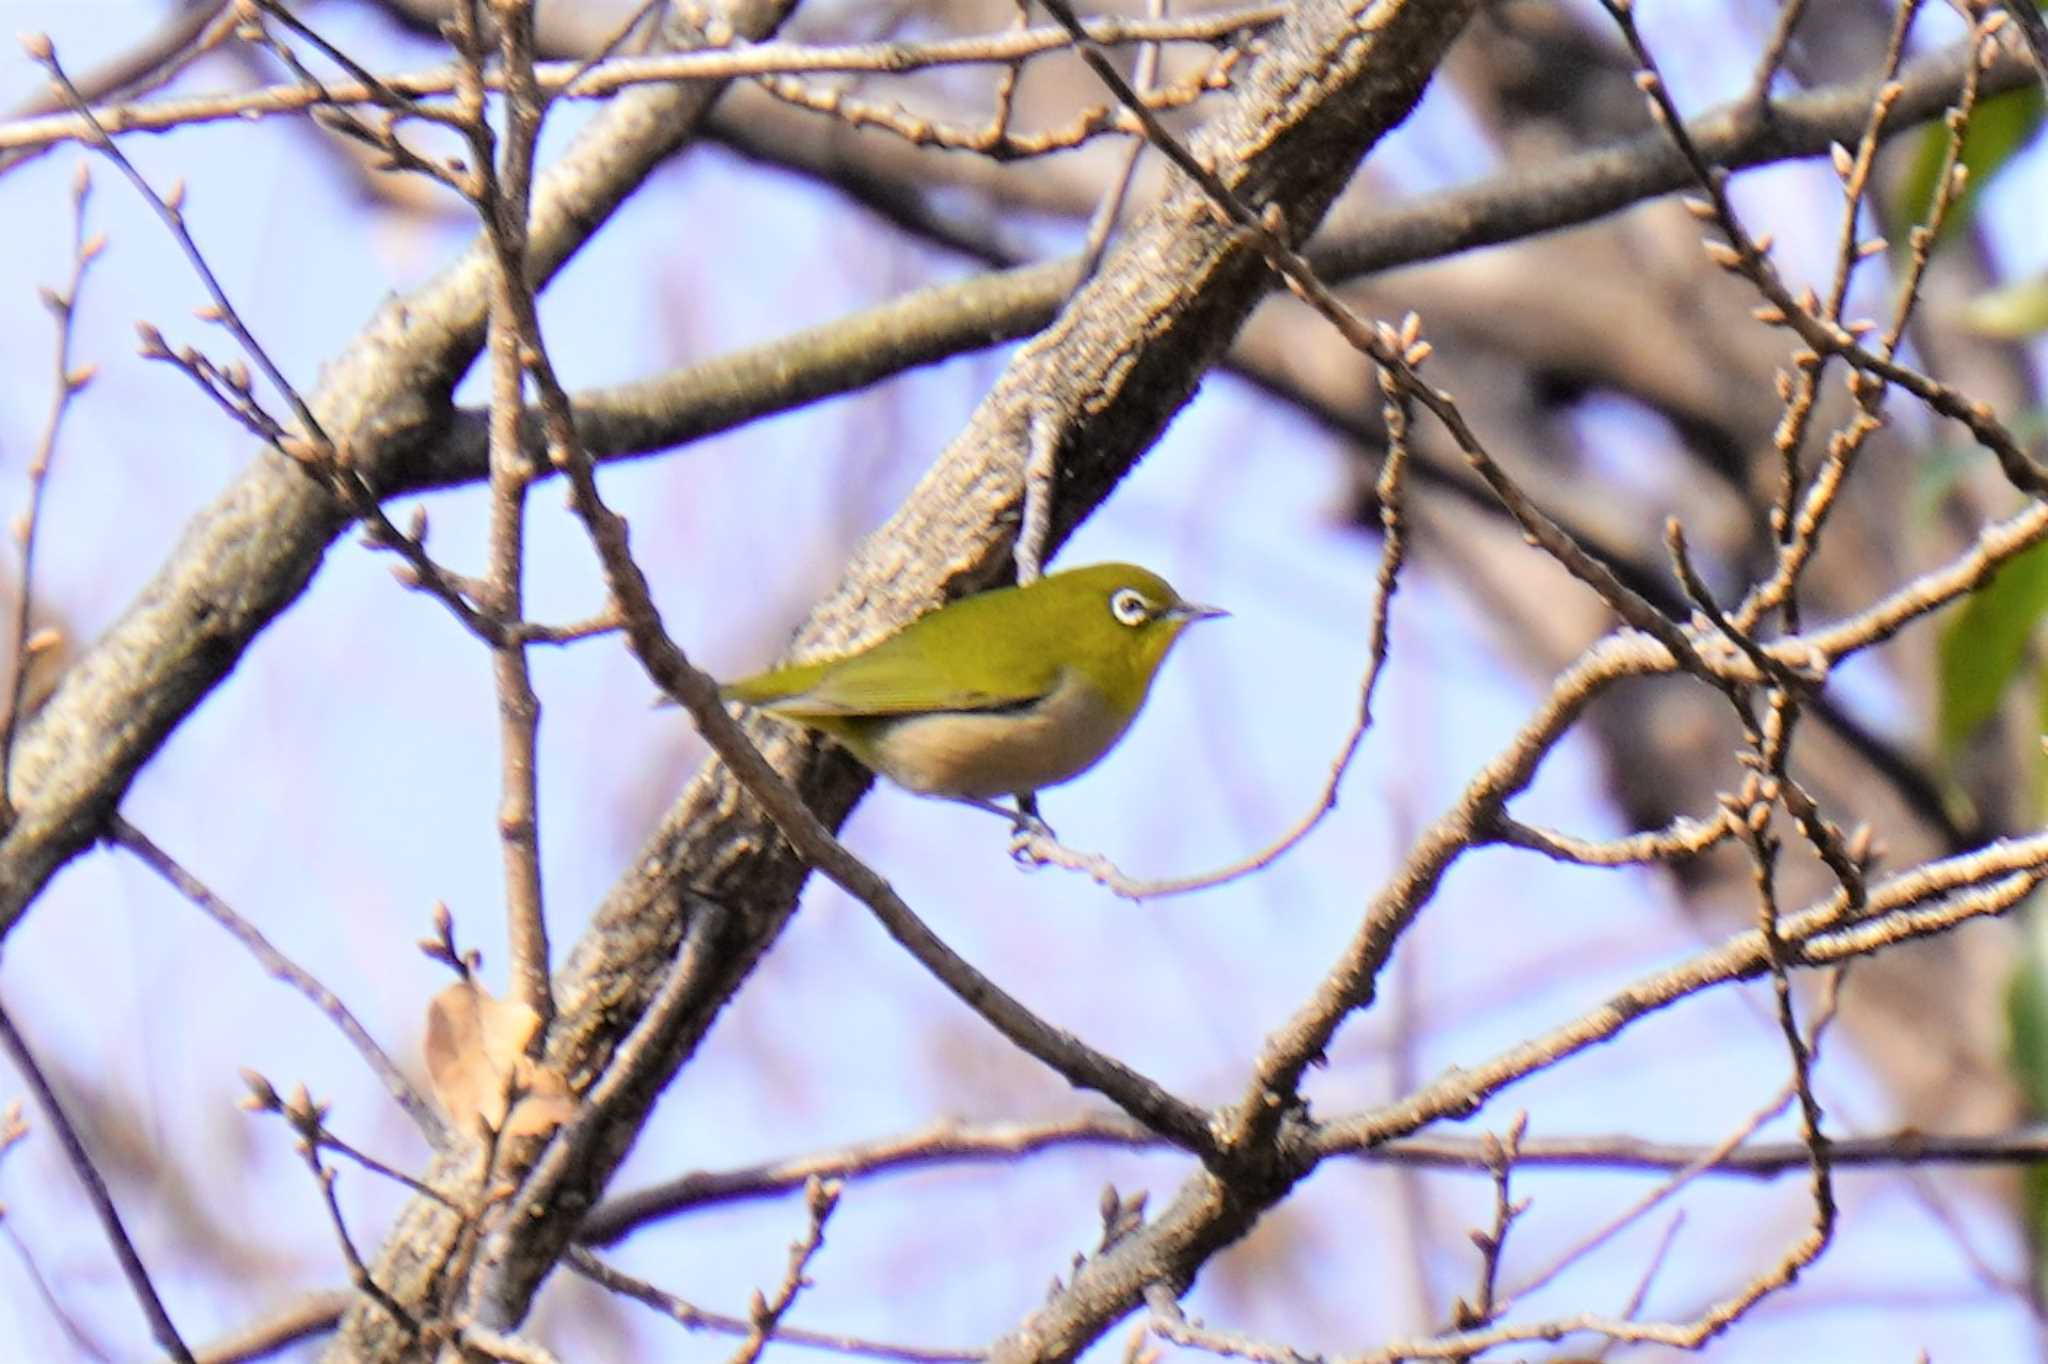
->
[0,0,1481,1356]
[0,0,797,927]
[333,1,1482,1359]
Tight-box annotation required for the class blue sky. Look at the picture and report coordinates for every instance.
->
[0,3,2041,1360]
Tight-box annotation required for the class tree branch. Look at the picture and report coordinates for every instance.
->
[0,0,797,929]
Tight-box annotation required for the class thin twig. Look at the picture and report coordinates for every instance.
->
[2,1203,110,1362]
[106,816,448,1148]
[1491,808,1738,866]
[513,608,623,645]
[1997,2,2048,93]
[1608,0,1882,1320]
[1448,1114,1529,1352]
[245,1,473,198]
[728,1176,842,1364]
[583,1099,2048,1258]
[252,0,468,131]
[1011,337,1416,896]
[581,1112,1157,1242]
[238,1068,460,1210]
[751,42,1239,160]
[0,161,98,826]
[569,1247,984,1362]
[0,0,237,175]
[1075,0,1167,282]
[1316,837,2048,1156]
[183,1291,351,1364]
[1145,1285,1311,1364]
[27,30,502,660]
[1737,0,1925,630]
[24,38,330,459]
[1,6,1291,157]
[1598,1213,1686,1360]
[540,0,670,119]
[1612,6,2045,497]
[459,1324,565,1364]
[270,1083,418,1337]
[1738,0,1811,111]
[1496,970,1844,1309]
[450,0,554,1032]
[1374,1123,2048,1176]
[1014,401,1060,585]
[0,999,192,1361]
[468,0,1217,1165]
[1035,0,1717,701]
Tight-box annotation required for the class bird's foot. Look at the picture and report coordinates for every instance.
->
[1007,794,1059,866]
[951,793,1056,847]
[1011,793,1055,840]
[1011,790,1073,864]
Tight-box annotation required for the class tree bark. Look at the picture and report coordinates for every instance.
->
[334,1,1484,1358]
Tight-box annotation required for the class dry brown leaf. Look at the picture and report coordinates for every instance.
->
[502,1056,576,1141]
[423,978,565,1138]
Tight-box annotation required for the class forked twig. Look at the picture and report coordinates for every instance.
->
[569,1246,982,1363]
[0,161,99,825]
[107,816,448,1148]
[1013,346,1415,897]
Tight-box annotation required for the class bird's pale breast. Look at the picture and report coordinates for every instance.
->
[861,670,1132,798]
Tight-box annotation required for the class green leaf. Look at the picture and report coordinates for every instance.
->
[1936,538,2048,752]
[2033,664,2048,820]
[2006,923,2048,1291]
[2010,935,2048,1115]
[1961,274,2048,339]
[1892,85,2044,247]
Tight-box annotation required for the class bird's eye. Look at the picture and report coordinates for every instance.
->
[1109,587,1153,627]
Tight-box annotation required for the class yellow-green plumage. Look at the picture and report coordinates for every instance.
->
[721,563,1223,805]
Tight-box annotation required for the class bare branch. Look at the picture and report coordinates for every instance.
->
[184,1290,351,1364]
[107,816,447,1148]
[727,1176,842,1364]
[0,6,1289,156]
[568,1247,984,1362]
[0,1000,192,1361]
[0,161,98,826]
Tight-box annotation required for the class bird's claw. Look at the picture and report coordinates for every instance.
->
[1009,812,1055,841]
[1007,795,1057,865]
[1010,794,1055,839]
[1010,823,1057,865]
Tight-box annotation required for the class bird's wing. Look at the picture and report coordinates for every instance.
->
[741,615,1061,718]
[724,579,1082,718]
[771,652,1053,716]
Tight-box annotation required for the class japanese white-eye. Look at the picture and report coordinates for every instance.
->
[721,563,1225,825]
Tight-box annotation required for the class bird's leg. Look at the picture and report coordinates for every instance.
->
[1012,792,1055,841]
[945,792,1058,843]
[947,792,1049,836]
[1004,792,1063,868]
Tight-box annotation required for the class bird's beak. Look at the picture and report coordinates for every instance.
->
[1171,601,1229,623]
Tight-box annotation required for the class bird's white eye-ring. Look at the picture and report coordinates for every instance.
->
[1109,587,1153,627]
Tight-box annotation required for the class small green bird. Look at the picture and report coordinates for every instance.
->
[722,563,1225,829]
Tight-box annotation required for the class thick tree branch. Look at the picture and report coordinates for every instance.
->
[0,0,796,928]
[0,18,2013,943]
[0,6,2023,1360]
[338,0,1487,1358]
[580,1113,2048,1245]
[405,31,2030,494]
